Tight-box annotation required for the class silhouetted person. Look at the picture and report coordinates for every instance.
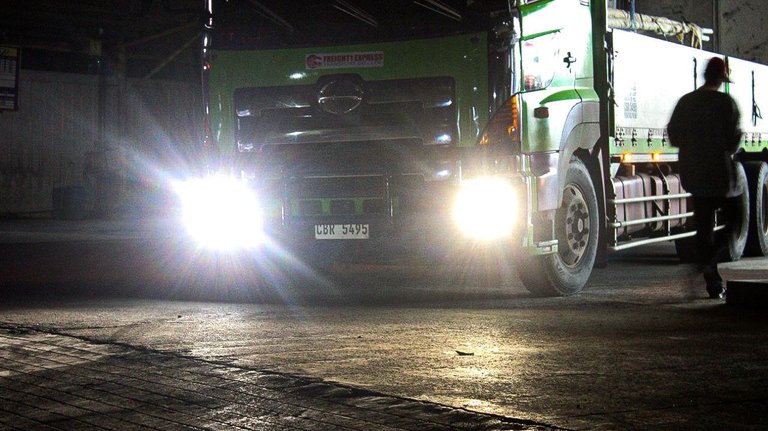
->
[667,57,744,299]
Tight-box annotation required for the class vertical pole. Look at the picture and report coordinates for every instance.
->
[92,28,111,216]
[116,45,129,213]
[95,29,107,150]
[712,0,720,53]
[117,46,127,143]
[592,0,610,266]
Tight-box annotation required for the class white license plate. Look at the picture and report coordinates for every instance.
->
[314,224,369,240]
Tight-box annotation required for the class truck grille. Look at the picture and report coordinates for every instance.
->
[234,76,456,149]
[258,174,446,218]
[237,75,460,220]
[287,175,387,217]
[287,176,386,199]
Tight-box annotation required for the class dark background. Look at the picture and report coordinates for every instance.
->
[3,0,202,79]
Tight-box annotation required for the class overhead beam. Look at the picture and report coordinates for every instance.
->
[413,0,462,21]
[122,22,198,48]
[333,0,378,28]
[141,32,201,81]
[244,0,295,33]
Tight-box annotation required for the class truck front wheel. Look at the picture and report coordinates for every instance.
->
[516,158,598,296]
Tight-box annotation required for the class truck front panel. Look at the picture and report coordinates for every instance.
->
[201,31,534,262]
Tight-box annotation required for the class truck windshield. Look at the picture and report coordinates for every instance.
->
[211,0,497,49]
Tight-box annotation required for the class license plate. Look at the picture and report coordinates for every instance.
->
[314,224,369,240]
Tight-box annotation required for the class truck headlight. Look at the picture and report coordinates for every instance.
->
[173,176,264,250]
[453,177,517,240]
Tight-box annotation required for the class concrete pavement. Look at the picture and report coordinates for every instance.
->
[0,324,550,431]
[0,217,555,430]
[3,217,768,430]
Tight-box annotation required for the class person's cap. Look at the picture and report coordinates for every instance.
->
[704,57,732,83]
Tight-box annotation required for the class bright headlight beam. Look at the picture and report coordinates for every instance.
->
[453,177,516,240]
[173,176,264,250]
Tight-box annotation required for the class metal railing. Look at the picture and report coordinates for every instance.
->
[608,188,695,251]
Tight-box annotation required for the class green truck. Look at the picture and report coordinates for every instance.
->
[180,0,768,295]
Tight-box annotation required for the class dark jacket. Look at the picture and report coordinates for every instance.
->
[667,88,743,197]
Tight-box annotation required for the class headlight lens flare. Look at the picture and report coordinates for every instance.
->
[453,177,517,240]
[173,176,264,250]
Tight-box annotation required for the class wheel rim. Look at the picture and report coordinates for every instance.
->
[560,184,591,267]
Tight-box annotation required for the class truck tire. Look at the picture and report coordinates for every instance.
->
[726,163,750,261]
[674,164,749,263]
[516,158,598,296]
[744,161,768,256]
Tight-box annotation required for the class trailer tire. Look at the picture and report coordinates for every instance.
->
[675,164,749,263]
[516,158,598,297]
[744,161,768,256]
[726,163,750,261]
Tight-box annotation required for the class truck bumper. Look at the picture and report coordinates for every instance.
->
[254,175,529,266]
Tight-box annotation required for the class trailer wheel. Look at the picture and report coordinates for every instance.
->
[726,163,750,261]
[744,161,768,256]
[516,158,598,296]
[675,164,750,263]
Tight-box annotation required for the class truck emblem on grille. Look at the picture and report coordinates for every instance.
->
[317,80,364,115]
